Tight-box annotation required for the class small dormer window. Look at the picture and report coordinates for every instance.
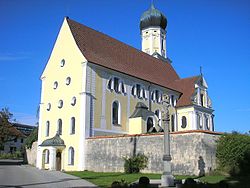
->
[60,59,65,67]
[107,77,126,95]
[114,77,119,93]
[170,95,175,106]
[151,90,162,103]
[136,84,141,98]
[132,84,147,100]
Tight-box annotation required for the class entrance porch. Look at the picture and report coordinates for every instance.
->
[38,133,65,171]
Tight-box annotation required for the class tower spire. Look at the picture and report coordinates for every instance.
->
[151,0,154,8]
[140,2,168,58]
[200,66,203,76]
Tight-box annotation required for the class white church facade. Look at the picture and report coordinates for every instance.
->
[36,4,214,171]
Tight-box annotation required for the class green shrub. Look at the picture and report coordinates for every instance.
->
[111,179,128,188]
[0,151,22,159]
[123,153,148,173]
[216,133,250,175]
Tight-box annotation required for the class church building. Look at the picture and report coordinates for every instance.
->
[36,4,214,171]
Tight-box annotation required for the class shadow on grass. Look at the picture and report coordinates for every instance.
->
[183,175,250,188]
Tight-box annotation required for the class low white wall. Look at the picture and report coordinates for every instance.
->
[26,141,37,166]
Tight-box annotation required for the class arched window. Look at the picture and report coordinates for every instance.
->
[151,90,162,103]
[181,116,187,128]
[45,149,50,164]
[147,117,154,132]
[57,119,62,135]
[107,78,113,90]
[131,84,147,100]
[200,94,204,106]
[107,77,126,95]
[46,121,50,137]
[114,77,119,92]
[70,117,75,134]
[205,116,209,130]
[112,101,120,125]
[197,114,202,129]
[171,115,175,132]
[68,147,74,165]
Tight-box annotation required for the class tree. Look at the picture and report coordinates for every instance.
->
[0,107,19,148]
[216,132,250,175]
[24,127,38,149]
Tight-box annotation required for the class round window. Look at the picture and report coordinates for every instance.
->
[47,103,51,111]
[71,97,76,106]
[66,77,71,85]
[60,59,65,67]
[181,116,187,128]
[53,81,58,89]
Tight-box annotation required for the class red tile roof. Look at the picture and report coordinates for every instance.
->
[66,18,200,107]
[169,76,200,107]
[67,18,180,90]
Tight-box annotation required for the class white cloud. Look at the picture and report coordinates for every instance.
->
[0,52,31,61]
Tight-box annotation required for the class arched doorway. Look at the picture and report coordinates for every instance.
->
[56,151,62,171]
[42,149,46,169]
[147,117,154,132]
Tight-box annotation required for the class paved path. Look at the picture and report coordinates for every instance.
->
[0,160,97,188]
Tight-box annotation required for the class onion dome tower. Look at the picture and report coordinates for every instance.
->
[140,3,168,58]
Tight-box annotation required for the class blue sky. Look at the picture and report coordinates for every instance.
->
[0,0,249,133]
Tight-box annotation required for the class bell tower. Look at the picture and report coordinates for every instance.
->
[140,3,167,58]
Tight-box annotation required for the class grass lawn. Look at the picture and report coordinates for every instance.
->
[66,171,250,188]
[66,171,237,187]
[67,171,161,187]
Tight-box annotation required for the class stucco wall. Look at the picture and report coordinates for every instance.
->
[85,131,220,175]
[26,141,37,166]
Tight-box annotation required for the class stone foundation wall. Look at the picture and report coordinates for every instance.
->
[25,141,37,166]
[85,131,221,175]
